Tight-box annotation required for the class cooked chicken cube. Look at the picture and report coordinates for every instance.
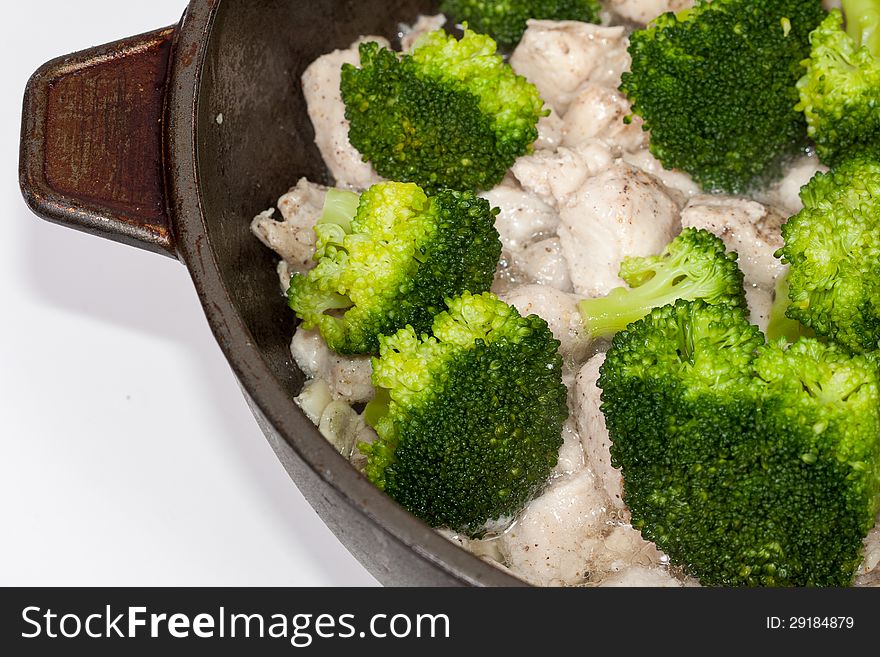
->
[510,21,630,115]
[290,328,374,404]
[562,83,648,153]
[610,0,695,25]
[574,352,625,510]
[517,238,573,291]
[250,178,327,274]
[480,184,560,251]
[558,162,681,297]
[301,36,388,190]
[499,284,591,364]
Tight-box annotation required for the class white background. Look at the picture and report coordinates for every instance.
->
[2,0,377,586]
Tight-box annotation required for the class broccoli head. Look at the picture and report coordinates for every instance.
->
[779,155,880,353]
[288,182,501,354]
[340,28,547,192]
[439,0,601,50]
[578,228,747,339]
[619,0,825,193]
[797,1,880,167]
[361,292,568,536]
[600,299,880,586]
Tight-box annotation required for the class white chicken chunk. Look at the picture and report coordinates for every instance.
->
[558,161,681,297]
[744,285,774,335]
[511,143,614,207]
[497,469,611,586]
[535,111,564,151]
[610,0,694,25]
[499,284,590,364]
[480,184,560,251]
[574,352,625,510]
[680,195,787,291]
[290,328,374,404]
[294,379,377,462]
[399,13,446,52]
[622,148,700,202]
[758,153,827,216]
[250,178,327,274]
[855,515,880,586]
[562,83,648,153]
[510,21,630,115]
[517,238,573,291]
[598,565,682,587]
[553,416,586,477]
[301,36,388,190]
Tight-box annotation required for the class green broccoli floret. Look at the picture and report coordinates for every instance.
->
[600,299,880,586]
[360,292,568,536]
[439,0,601,50]
[796,1,880,167]
[578,228,747,339]
[778,155,880,353]
[340,28,547,192]
[288,182,501,354]
[619,0,825,193]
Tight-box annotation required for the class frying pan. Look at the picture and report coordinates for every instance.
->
[20,0,523,586]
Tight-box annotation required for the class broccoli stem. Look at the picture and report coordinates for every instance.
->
[843,0,880,56]
[317,188,360,231]
[579,267,716,339]
[765,273,814,343]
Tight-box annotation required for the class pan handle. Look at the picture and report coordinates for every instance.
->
[19,27,178,259]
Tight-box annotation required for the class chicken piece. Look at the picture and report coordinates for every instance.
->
[855,515,880,586]
[610,0,694,25]
[399,13,446,52]
[290,328,374,404]
[535,111,564,151]
[497,469,611,586]
[597,565,683,587]
[622,149,700,202]
[562,83,648,153]
[294,379,377,462]
[516,238,572,291]
[823,0,841,9]
[745,285,774,335]
[510,21,630,114]
[511,143,613,207]
[250,178,327,274]
[558,162,681,297]
[680,195,787,292]
[499,284,590,364]
[758,153,827,216]
[480,184,560,251]
[583,524,668,579]
[553,416,586,477]
[574,352,626,510]
[301,36,388,190]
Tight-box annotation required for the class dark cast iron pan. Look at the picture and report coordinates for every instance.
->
[19,0,524,586]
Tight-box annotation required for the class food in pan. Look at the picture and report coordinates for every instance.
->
[251,0,880,586]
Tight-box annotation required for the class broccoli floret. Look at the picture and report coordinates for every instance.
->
[578,228,747,339]
[600,299,880,586]
[778,155,880,353]
[796,1,880,167]
[439,0,601,50]
[288,182,501,354]
[340,28,547,192]
[360,292,568,536]
[619,0,825,193]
